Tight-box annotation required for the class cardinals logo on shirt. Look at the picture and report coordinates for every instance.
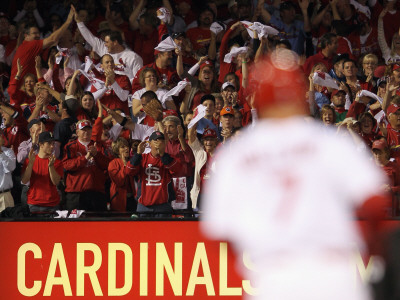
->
[145,164,162,186]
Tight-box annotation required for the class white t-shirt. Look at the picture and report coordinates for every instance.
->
[77,22,143,81]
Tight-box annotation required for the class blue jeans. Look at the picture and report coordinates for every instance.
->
[136,202,173,218]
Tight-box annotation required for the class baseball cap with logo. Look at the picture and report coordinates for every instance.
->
[387,104,400,115]
[202,128,217,139]
[220,106,234,116]
[149,131,165,141]
[76,120,92,130]
[200,60,214,70]
[372,139,388,151]
[38,131,55,143]
[221,81,236,91]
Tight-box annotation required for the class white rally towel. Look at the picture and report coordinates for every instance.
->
[374,110,387,124]
[54,210,69,218]
[68,209,85,218]
[171,177,188,210]
[155,36,179,52]
[241,21,257,39]
[359,90,383,104]
[312,72,339,89]
[210,22,226,35]
[224,46,248,63]
[55,47,72,65]
[159,79,190,104]
[83,56,103,73]
[349,0,371,19]
[249,22,279,39]
[80,69,105,90]
[188,104,207,129]
[157,7,171,23]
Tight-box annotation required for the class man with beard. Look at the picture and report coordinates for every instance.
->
[186,7,215,57]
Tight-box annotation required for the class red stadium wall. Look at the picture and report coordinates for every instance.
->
[0,220,398,299]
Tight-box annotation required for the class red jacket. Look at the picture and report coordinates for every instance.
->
[165,139,195,178]
[108,158,136,212]
[127,152,182,206]
[63,139,110,193]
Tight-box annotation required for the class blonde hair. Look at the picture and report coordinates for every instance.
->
[362,53,378,65]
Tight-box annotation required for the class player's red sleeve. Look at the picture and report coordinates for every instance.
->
[356,194,391,255]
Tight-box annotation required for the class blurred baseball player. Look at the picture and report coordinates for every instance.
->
[201,49,390,300]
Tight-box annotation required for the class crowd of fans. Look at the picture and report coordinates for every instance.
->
[1,0,400,217]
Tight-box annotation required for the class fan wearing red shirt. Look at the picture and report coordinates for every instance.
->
[63,119,110,211]
[127,131,182,217]
[303,33,338,77]
[347,13,380,61]
[90,54,131,115]
[385,104,400,148]
[21,131,63,213]
[131,50,180,93]
[24,84,60,133]
[10,5,76,83]
[186,7,214,55]
[0,102,29,155]
[371,139,400,214]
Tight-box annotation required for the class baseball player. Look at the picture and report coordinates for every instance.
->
[201,49,390,300]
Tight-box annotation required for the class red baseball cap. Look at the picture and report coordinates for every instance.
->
[200,60,214,70]
[387,104,400,115]
[393,64,400,72]
[77,120,92,130]
[202,128,217,138]
[372,139,388,151]
[252,49,307,112]
[220,106,234,116]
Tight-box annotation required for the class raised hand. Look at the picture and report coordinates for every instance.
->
[137,141,147,154]
[177,125,184,140]
[48,154,56,167]
[88,143,98,157]
[35,56,41,69]
[28,148,36,163]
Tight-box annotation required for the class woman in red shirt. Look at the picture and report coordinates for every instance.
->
[8,59,36,109]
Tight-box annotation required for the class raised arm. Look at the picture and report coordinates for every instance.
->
[129,0,145,31]
[378,9,391,60]
[42,5,75,49]
[75,10,107,56]
[299,0,311,33]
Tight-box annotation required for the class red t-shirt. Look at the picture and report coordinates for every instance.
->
[24,156,64,207]
[186,27,211,51]
[11,39,43,81]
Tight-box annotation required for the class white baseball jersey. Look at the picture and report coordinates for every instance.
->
[201,117,387,300]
